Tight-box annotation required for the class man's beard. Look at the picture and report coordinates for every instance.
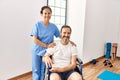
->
[62,36,70,44]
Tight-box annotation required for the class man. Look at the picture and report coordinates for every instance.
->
[43,25,82,80]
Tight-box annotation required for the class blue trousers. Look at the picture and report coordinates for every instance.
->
[32,51,45,80]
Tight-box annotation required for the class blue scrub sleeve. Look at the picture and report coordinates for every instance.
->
[54,27,60,38]
[30,24,38,37]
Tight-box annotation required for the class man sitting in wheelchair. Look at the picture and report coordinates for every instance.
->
[43,25,82,80]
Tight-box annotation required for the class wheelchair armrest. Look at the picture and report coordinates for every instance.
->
[77,58,83,64]
[75,58,83,76]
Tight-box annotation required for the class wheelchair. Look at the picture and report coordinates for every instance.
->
[45,58,84,80]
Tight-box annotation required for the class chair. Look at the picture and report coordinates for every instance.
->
[45,57,84,80]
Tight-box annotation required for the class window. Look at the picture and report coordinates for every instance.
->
[47,0,67,30]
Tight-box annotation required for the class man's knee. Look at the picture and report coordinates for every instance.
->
[50,73,61,80]
[68,72,82,80]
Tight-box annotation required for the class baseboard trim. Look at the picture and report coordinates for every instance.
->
[117,56,120,58]
[82,56,104,67]
[8,71,32,80]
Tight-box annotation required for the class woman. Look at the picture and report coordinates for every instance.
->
[30,6,60,80]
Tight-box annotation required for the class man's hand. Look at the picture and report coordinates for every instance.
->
[43,56,53,67]
[69,40,76,46]
[49,67,64,72]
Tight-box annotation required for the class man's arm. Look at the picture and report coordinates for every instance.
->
[62,55,77,71]
[50,55,77,72]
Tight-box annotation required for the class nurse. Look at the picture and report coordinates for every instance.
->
[30,6,60,80]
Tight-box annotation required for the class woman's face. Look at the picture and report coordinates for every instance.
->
[41,8,51,22]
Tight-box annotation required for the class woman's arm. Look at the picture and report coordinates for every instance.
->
[69,40,76,46]
[32,36,56,48]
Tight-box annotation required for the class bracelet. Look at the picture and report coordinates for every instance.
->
[43,55,48,57]
[43,55,46,57]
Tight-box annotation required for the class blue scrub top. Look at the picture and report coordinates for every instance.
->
[30,21,60,56]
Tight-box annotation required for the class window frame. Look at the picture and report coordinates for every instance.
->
[47,0,67,29]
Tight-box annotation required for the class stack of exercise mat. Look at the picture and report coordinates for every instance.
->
[105,42,118,60]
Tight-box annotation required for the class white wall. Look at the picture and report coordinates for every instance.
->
[83,0,120,63]
[67,0,86,60]
[67,0,120,63]
[0,0,47,79]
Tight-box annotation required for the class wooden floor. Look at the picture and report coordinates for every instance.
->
[9,57,120,80]
[82,57,120,80]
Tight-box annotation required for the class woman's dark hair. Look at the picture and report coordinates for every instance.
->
[40,6,52,14]
[60,25,72,33]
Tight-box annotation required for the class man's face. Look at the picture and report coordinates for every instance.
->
[60,28,71,44]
